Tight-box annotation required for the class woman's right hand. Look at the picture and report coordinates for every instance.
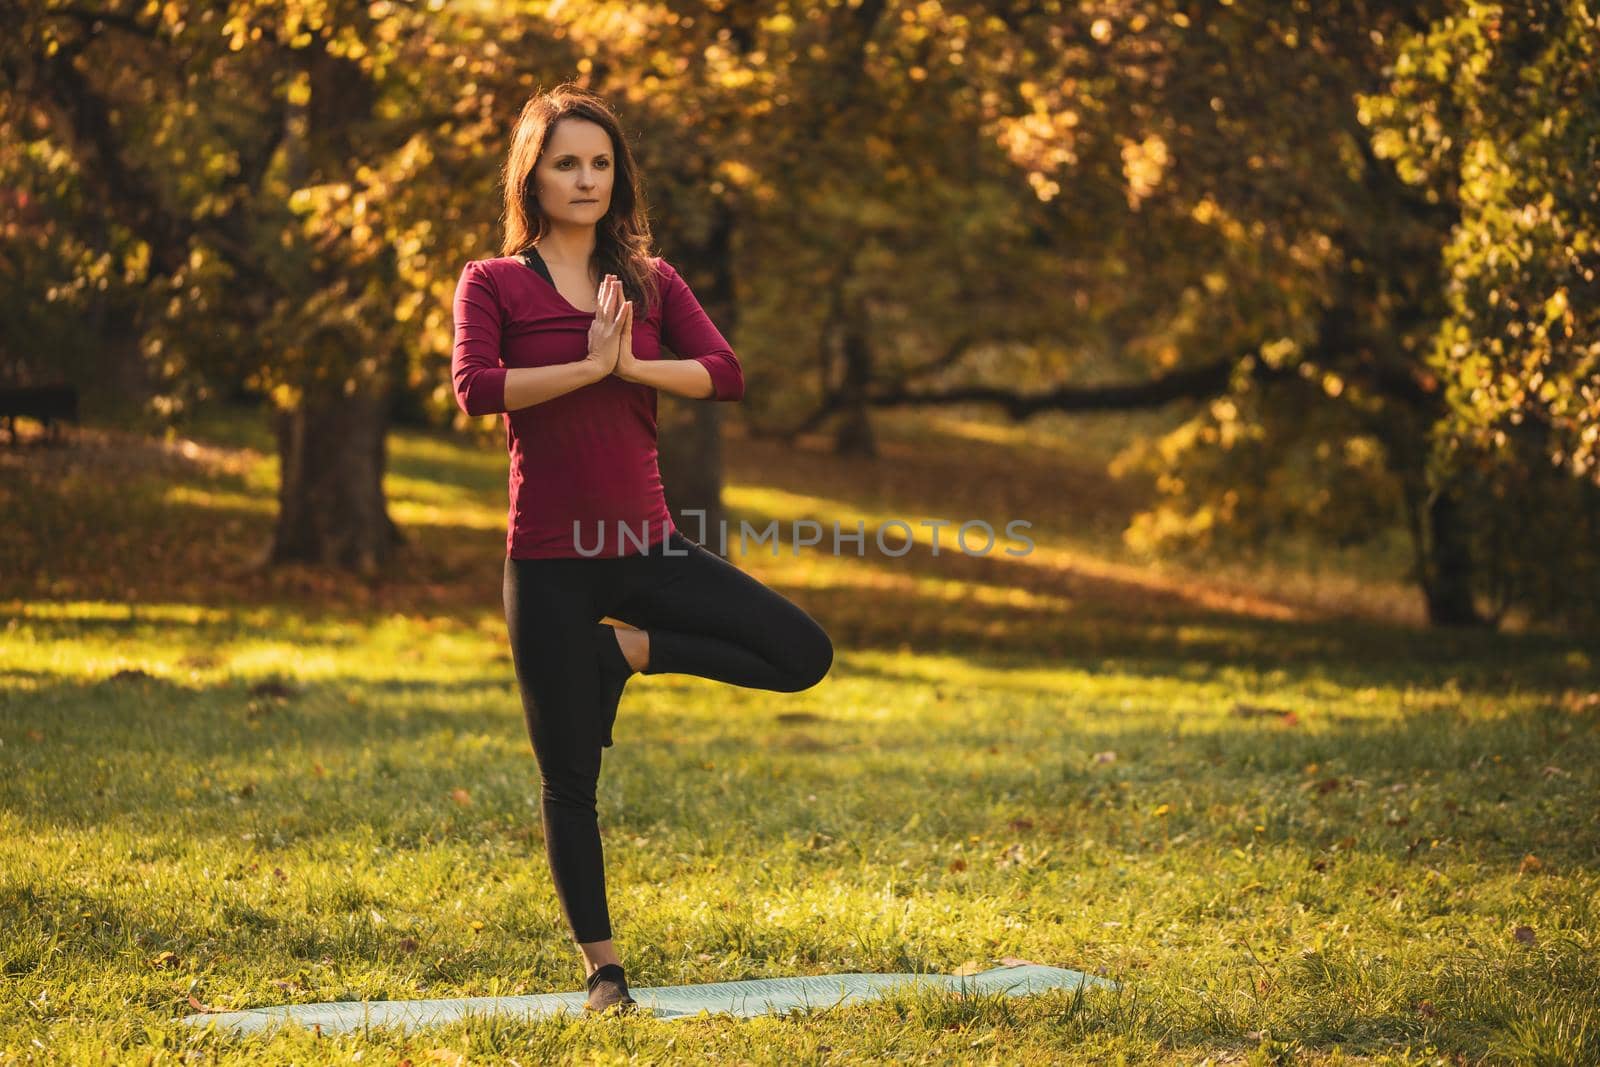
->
[584,275,627,377]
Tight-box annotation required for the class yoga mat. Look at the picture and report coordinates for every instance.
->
[177,963,1117,1035]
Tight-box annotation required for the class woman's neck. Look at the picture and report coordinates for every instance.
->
[535,226,597,269]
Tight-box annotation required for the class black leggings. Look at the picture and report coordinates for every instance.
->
[501,530,833,944]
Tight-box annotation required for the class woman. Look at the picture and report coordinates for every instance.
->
[450,84,834,1015]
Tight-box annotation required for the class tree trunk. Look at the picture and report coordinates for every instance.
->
[659,205,737,557]
[832,306,877,458]
[1418,484,1487,627]
[262,42,400,576]
[268,383,402,575]
[660,398,729,553]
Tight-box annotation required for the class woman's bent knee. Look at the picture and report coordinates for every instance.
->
[784,623,833,692]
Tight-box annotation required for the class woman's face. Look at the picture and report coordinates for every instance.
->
[532,117,615,228]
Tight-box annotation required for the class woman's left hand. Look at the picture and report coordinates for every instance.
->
[613,299,637,381]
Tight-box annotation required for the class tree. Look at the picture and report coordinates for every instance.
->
[3,0,561,572]
[1367,1,1600,627]
[762,0,1596,630]
[682,0,1597,628]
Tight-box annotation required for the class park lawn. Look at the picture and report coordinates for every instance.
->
[1,405,1596,1065]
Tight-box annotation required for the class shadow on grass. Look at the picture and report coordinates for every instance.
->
[4,664,1595,875]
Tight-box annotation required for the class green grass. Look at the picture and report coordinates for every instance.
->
[1,404,1597,1064]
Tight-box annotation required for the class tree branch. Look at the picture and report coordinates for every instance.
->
[862,354,1242,418]
[43,6,161,38]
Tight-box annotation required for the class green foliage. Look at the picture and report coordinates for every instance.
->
[1365,2,1600,482]
[1113,387,1404,559]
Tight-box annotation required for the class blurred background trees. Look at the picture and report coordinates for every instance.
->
[3,0,1595,630]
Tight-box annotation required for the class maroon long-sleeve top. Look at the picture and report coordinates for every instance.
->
[451,251,744,558]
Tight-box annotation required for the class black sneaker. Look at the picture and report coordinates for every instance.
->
[583,962,637,1014]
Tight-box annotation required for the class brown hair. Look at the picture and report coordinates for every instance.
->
[499,83,661,317]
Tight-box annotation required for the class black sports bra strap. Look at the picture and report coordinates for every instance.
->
[518,247,556,287]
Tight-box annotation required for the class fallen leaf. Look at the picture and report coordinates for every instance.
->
[451,788,472,806]
[1513,925,1536,945]
[150,950,179,969]
[1519,853,1543,875]
[948,858,967,873]
[1092,751,1116,763]
[186,994,220,1013]
[996,843,1027,868]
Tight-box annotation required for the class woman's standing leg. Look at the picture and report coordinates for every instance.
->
[604,532,834,696]
[501,556,621,967]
